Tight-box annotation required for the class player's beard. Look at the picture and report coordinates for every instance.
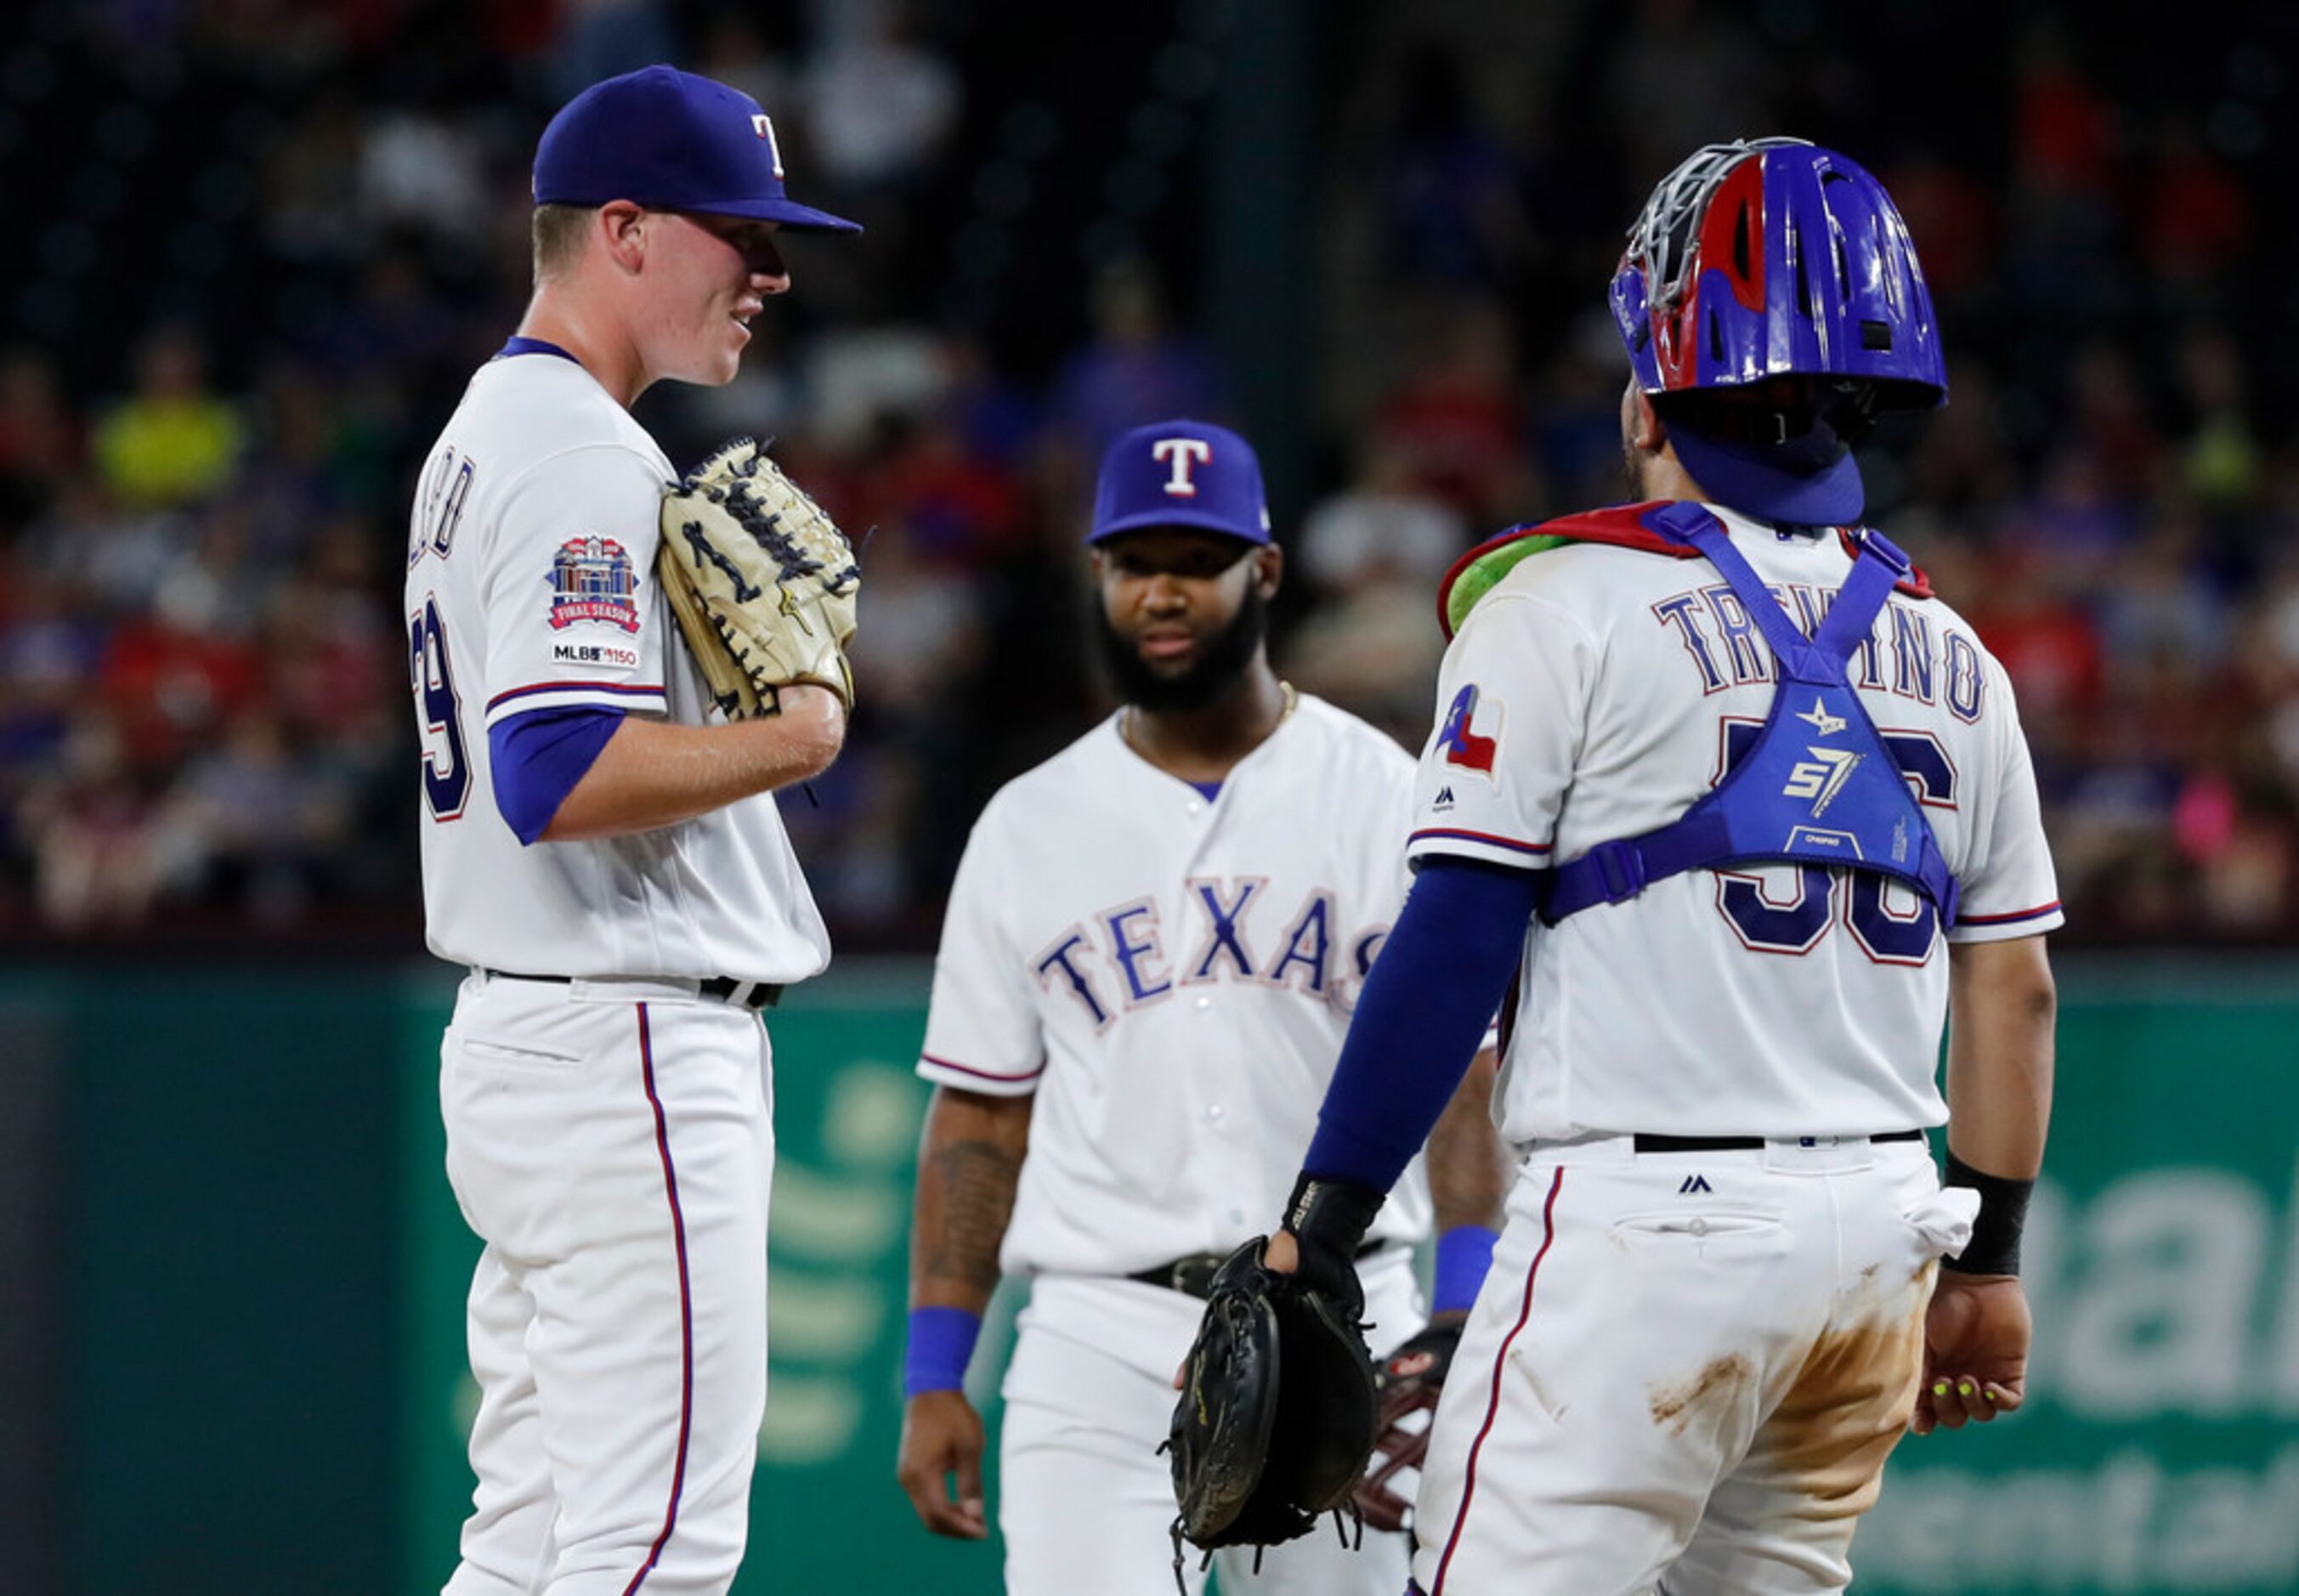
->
[1094,585,1270,715]
[1621,431,1651,501]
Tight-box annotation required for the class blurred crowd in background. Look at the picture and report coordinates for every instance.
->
[2,0,2296,948]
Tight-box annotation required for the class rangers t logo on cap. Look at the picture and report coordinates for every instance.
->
[1089,419,1271,546]
[750,114,784,178]
[1152,437,1213,497]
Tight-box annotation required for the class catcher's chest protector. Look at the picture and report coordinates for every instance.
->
[1489,501,1961,929]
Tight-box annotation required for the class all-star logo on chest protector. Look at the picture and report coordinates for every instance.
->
[1784,695,1860,812]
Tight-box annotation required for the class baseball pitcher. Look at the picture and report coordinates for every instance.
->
[407,67,861,1595]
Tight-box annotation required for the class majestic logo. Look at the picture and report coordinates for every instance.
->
[546,536,642,632]
[1679,1174,1713,1194]
[1797,696,1847,737]
[1783,745,1860,815]
[1432,785,1458,812]
[751,113,785,178]
[1437,684,1500,775]
[1152,436,1213,495]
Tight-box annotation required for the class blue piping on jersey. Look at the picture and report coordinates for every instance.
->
[494,335,580,365]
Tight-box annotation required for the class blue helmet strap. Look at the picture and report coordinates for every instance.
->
[1539,502,1960,929]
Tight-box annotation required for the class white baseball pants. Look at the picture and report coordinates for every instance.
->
[997,1258,1422,1596]
[1409,1135,1975,1596]
[438,971,775,1596]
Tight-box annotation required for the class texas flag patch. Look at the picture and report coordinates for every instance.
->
[1436,683,1501,776]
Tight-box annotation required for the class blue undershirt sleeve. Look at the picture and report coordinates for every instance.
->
[1300,855,1540,1193]
[489,705,626,845]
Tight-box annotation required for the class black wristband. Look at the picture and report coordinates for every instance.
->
[1282,1171,1385,1301]
[1941,1150,2035,1276]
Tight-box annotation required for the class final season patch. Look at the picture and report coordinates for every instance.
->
[1437,682,1502,775]
[546,536,642,632]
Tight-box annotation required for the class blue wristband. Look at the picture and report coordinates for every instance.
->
[903,1306,983,1397]
[1433,1225,1498,1316]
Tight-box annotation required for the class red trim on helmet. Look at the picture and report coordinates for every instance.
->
[1656,269,1698,390]
[1703,154,1769,314]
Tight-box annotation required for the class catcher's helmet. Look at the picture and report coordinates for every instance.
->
[1610,138,1945,524]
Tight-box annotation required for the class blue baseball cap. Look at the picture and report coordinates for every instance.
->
[534,65,861,235]
[1089,420,1271,546]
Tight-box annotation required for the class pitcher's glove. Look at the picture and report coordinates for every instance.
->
[1166,1177,1384,1565]
[656,438,860,718]
[1351,1316,1464,1533]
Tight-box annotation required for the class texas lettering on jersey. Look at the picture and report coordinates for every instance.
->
[1031,876,1387,1030]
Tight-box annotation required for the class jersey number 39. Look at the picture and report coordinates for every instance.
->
[411,596,471,822]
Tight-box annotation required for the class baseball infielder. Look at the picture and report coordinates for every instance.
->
[892,420,1506,1594]
[1220,139,2062,1594]
[406,67,858,1594]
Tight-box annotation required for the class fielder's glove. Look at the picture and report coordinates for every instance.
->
[1351,1316,1464,1533]
[1166,1178,1384,1570]
[656,437,860,718]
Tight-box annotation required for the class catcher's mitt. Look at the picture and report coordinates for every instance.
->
[1166,1238,1379,1563]
[1352,1316,1464,1534]
[656,437,860,718]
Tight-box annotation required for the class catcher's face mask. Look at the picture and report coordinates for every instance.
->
[1609,138,1947,526]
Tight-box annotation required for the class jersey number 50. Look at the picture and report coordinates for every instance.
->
[410,596,471,821]
[1715,721,1955,965]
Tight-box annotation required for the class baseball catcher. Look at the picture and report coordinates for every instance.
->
[1174,136,2059,1596]
[1166,1178,1384,1568]
[657,436,861,718]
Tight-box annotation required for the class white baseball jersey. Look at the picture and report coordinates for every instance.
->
[1412,502,2062,1143]
[405,349,830,982]
[917,693,1435,1278]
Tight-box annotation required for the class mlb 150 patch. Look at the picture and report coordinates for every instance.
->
[551,641,641,671]
[546,535,642,632]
